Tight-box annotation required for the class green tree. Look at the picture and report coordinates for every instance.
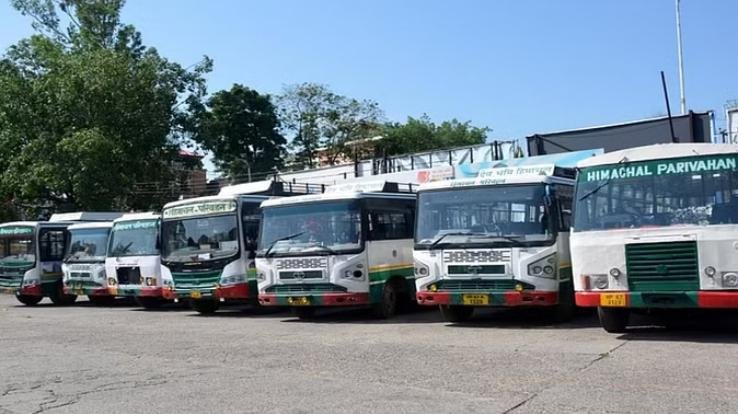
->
[0,0,211,213]
[380,115,490,156]
[194,84,286,181]
[277,83,383,168]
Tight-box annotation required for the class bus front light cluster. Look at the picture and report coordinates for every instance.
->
[528,254,557,278]
[609,268,621,278]
[107,277,117,286]
[414,261,429,278]
[342,264,364,279]
[144,277,157,287]
[705,266,717,277]
[722,272,738,288]
[221,275,245,285]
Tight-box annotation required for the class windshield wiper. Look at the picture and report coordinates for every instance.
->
[303,243,337,254]
[578,157,627,201]
[429,232,473,249]
[469,234,522,243]
[264,231,306,257]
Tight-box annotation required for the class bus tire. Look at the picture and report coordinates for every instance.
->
[191,299,218,315]
[293,307,316,320]
[49,282,77,306]
[440,305,474,323]
[16,295,42,306]
[598,307,629,333]
[88,295,115,307]
[372,281,398,319]
[136,297,164,309]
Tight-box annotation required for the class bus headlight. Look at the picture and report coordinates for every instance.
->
[592,275,609,290]
[145,277,157,287]
[704,266,717,277]
[722,272,738,288]
[528,254,557,278]
[108,277,117,286]
[414,261,429,278]
[609,268,621,278]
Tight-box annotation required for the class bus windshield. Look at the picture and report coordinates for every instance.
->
[108,220,159,257]
[161,214,239,263]
[258,201,362,256]
[66,228,110,263]
[574,155,738,232]
[0,226,35,265]
[415,185,554,249]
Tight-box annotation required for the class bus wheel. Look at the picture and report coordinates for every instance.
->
[16,295,42,306]
[440,305,474,323]
[136,297,164,309]
[88,295,116,307]
[293,307,316,320]
[372,282,398,319]
[598,307,629,333]
[191,299,218,315]
[49,282,77,306]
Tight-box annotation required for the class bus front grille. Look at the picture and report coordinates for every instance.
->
[437,279,534,291]
[625,241,699,292]
[172,271,221,289]
[0,274,23,289]
[265,284,347,294]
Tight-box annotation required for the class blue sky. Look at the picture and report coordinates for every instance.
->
[1,0,736,146]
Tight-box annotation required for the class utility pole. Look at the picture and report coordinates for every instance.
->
[675,0,687,114]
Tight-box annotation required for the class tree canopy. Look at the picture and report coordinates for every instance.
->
[193,84,285,181]
[380,115,490,156]
[0,0,211,213]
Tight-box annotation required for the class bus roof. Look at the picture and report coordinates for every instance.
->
[577,143,738,168]
[112,212,160,223]
[67,221,115,230]
[261,191,416,208]
[418,163,574,192]
[162,194,269,210]
[48,212,123,222]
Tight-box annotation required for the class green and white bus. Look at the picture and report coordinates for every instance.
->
[572,143,738,332]
[0,212,121,306]
[414,163,577,322]
[256,181,417,319]
[62,221,117,306]
[160,181,318,314]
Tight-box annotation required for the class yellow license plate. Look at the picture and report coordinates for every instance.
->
[191,290,202,299]
[289,296,311,306]
[462,294,489,305]
[75,289,84,296]
[600,293,627,307]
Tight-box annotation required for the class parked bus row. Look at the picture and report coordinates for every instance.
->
[1,143,736,333]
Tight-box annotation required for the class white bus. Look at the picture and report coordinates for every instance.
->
[62,221,117,306]
[572,143,738,332]
[0,212,120,306]
[256,181,417,319]
[105,213,164,309]
[160,180,318,314]
[414,164,576,322]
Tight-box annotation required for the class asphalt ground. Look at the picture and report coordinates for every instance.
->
[2,295,738,414]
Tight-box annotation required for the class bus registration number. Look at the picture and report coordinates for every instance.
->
[190,290,202,299]
[600,293,626,307]
[462,294,489,305]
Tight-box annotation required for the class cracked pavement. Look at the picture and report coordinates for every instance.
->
[2,296,738,413]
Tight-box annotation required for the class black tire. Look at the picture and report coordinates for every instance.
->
[191,299,219,315]
[440,305,474,323]
[598,307,629,333]
[293,307,317,320]
[552,301,575,323]
[49,282,77,306]
[136,297,164,309]
[371,281,399,319]
[88,295,116,307]
[16,294,42,306]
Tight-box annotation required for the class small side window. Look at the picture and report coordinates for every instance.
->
[39,229,66,261]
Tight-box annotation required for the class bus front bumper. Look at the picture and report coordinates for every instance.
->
[417,291,559,307]
[576,291,738,308]
[259,292,370,307]
[110,286,163,298]
[167,283,251,301]
[64,285,110,296]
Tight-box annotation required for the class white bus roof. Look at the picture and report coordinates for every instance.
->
[163,194,269,210]
[261,190,416,208]
[577,143,738,168]
[112,212,160,223]
[67,221,115,231]
[0,221,46,229]
[48,212,123,222]
[218,180,275,196]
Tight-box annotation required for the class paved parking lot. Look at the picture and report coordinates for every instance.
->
[2,295,738,413]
